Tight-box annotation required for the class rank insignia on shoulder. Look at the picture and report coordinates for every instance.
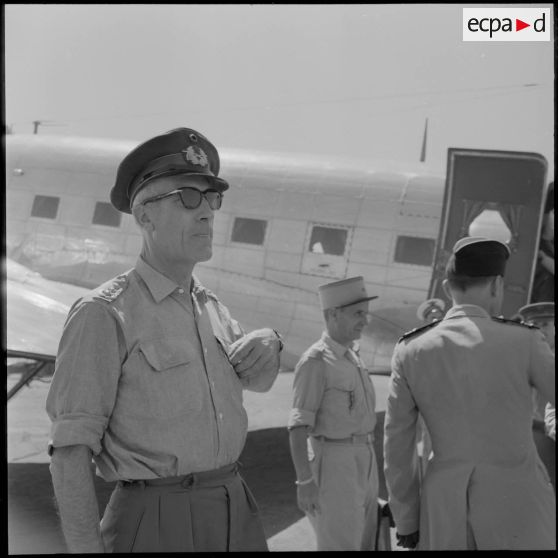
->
[398,320,441,343]
[307,346,325,360]
[96,274,129,303]
[491,316,540,329]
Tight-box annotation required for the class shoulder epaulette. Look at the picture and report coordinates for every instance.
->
[398,320,441,343]
[307,345,325,360]
[491,316,540,329]
[94,274,129,303]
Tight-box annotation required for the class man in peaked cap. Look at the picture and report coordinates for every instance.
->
[288,276,381,550]
[47,128,283,553]
[384,237,555,550]
[517,302,555,351]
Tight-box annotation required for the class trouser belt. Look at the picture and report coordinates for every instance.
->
[312,433,374,445]
[118,462,239,489]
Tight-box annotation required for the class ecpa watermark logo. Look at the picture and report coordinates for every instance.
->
[463,8,550,41]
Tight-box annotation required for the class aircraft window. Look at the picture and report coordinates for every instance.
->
[30,195,60,219]
[92,202,122,228]
[394,235,435,266]
[231,217,267,245]
[309,225,348,256]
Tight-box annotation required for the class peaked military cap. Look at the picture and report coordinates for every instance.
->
[110,127,229,213]
[517,302,555,323]
[446,236,510,277]
[318,276,378,310]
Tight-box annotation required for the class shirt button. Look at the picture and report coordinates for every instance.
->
[177,288,184,294]
[219,413,223,420]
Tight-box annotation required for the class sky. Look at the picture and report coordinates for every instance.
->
[4,4,555,176]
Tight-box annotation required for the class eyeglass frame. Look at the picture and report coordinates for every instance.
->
[139,186,223,211]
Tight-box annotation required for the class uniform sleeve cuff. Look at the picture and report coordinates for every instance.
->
[49,413,108,456]
[288,408,316,429]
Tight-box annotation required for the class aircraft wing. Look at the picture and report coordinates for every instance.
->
[5,259,89,399]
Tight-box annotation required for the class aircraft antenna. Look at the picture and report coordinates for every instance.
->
[420,117,428,163]
[32,120,67,134]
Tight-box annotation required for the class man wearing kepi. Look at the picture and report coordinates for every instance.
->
[288,277,380,550]
[46,128,283,553]
[384,237,556,550]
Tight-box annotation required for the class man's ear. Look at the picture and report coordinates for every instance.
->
[323,307,337,324]
[490,275,503,296]
[442,279,451,299]
[132,204,154,231]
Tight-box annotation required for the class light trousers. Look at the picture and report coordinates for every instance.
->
[307,438,379,551]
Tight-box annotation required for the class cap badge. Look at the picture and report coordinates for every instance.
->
[183,145,209,168]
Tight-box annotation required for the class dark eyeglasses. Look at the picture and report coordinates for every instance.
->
[140,187,223,210]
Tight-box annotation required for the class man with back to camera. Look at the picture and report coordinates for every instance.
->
[46,127,283,553]
[288,276,380,550]
[384,237,555,550]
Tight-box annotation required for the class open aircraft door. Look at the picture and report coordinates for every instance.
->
[428,148,548,317]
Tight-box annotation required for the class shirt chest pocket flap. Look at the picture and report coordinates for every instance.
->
[139,338,192,372]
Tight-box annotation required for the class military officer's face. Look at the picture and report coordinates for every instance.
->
[331,301,370,343]
[135,175,217,266]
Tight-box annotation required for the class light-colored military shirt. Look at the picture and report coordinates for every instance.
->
[46,257,249,481]
[288,332,376,438]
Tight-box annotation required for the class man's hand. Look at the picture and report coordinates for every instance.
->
[296,481,321,516]
[395,530,419,549]
[228,328,281,391]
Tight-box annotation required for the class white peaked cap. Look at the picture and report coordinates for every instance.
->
[318,276,378,310]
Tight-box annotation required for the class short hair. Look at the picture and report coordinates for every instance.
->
[130,178,171,209]
[446,270,496,292]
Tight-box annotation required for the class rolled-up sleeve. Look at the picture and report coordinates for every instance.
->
[288,356,325,429]
[46,301,124,456]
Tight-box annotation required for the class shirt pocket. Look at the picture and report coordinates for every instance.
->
[121,338,203,419]
[325,377,357,415]
[139,339,192,371]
